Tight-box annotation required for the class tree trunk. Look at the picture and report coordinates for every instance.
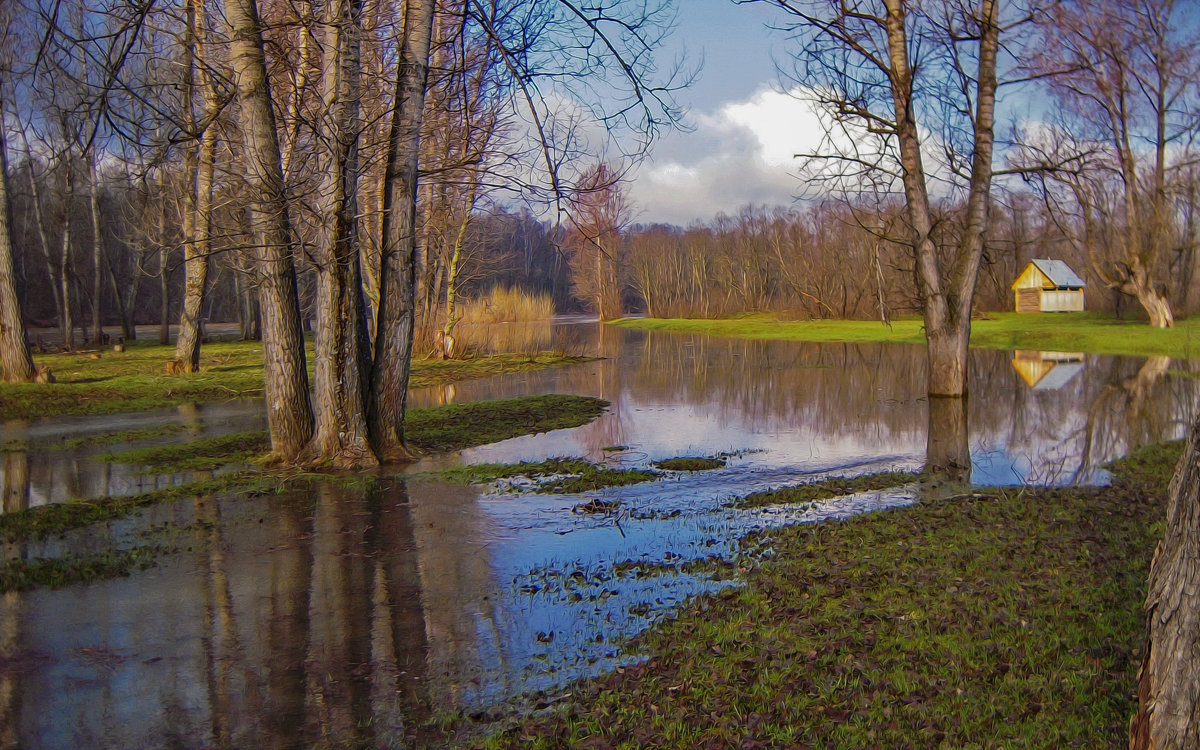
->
[59,167,75,352]
[925,395,970,481]
[369,0,436,461]
[883,0,998,400]
[0,92,35,382]
[1131,413,1200,748]
[303,0,376,468]
[17,129,64,334]
[173,0,217,372]
[89,152,104,346]
[224,0,314,460]
[159,243,170,345]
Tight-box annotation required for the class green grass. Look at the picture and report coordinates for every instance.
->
[727,471,922,509]
[0,340,592,420]
[0,547,161,592]
[437,457,660,494]
[471,444,1176,748]
[652,456,727,472]
[613,312,1200,359]
[0,474,260,543]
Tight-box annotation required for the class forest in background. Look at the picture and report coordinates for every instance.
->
[4,0,1200,357]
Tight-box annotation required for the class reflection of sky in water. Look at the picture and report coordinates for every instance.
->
[1,323,1197,748]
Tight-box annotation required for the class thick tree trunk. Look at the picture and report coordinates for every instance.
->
[0,99,35,382]
[369,0,436,461]
[224,0,314,460]
[303,0,376,468]
[925,395,970,481]
[1131,414,1200,748]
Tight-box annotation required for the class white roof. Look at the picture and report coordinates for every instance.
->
[1031,259,1086,288]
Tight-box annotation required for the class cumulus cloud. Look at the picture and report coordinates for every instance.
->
[630,86,960,226]
[630,88,834,225]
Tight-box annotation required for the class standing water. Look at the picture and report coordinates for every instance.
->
[1,321,1196,748]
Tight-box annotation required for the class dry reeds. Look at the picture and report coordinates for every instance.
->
[456,286,554,325]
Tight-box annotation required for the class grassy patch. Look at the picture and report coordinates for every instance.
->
[0,475,261,543]
[727,471,922,510]
[474,445,1173,748]
[404,395,608,454]
[439,456,659,494]
[0,340,592,421]
[102,432,268,473]
[0,547,161,593]
[652,456,727,472]
[614,311,1200,359]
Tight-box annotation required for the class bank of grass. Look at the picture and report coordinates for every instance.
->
[0,547,161,592]
[614,311,1200,359]
[728,471,922,509]
[474,444,1176,748]
[439,457,659,494]
[0,340,591,421]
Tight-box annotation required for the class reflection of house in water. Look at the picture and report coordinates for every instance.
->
[1012,350,1085,390]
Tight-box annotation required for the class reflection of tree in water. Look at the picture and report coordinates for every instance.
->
[1074,356,1177,483]
[927,396,970,481]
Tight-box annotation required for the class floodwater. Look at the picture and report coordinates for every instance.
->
[1,322,1197,749]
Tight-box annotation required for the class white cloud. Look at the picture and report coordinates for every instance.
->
[630,87,842,225]
[630,86,965,226]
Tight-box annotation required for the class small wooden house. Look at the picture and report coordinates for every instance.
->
[1012,259,1086,313]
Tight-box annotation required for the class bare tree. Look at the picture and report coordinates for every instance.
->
[746,0,1019,400]
[566,163,631,320]
[1024,0,1199,328]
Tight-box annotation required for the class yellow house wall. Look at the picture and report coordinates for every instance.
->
[1012,264,1051,290]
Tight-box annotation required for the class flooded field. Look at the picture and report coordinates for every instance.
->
[1,321,1197,748]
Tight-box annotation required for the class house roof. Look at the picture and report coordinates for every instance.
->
[1030,259,1086,288]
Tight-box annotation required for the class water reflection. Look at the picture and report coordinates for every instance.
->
[927,396,970,481]
[2,325,1200,748]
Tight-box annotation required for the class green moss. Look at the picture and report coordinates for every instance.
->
[613,312,1200,359]
[652,456,727,472]
[0,547,162,592]
[438,456,659,494]
[728,471,922,509]
[475,451,1176,748]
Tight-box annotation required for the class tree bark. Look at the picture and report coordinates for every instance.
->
[224,0,314,460]
[0,89,35,382]
[369,0,436,461]
[59,167,75,352]
[303,0,376,468]
[89,151,104,346]
[1132,413,1200,748]
[173,0,218,373]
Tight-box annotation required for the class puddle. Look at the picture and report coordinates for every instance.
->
[1,322,1198,747]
